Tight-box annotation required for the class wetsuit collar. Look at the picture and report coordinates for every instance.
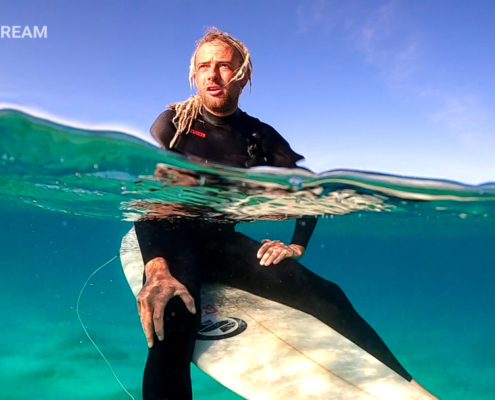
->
[200,106,241,127]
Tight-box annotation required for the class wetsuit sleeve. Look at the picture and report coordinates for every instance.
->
[134,220,170,264]
[291,217,318,249]
[262,123,318,249]
[257,122,315,248]
[261,124,304,168]
[150,109,177,149]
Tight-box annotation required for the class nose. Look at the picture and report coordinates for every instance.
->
[207,65,219,82]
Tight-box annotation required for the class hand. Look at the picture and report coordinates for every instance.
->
[154,164,221,187]
[136,258,196,348]
[154,164,200,186]
[256,240,305,267]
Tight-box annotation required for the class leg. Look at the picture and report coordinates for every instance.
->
[139,227,202,400]
[143,297,200,400]
[207,232,412,381]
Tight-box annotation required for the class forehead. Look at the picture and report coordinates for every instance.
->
[195,40,240,64]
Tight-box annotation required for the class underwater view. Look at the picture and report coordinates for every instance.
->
[1,109,494,400]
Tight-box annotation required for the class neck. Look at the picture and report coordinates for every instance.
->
[203,104,239,117]
[200,106,241,126]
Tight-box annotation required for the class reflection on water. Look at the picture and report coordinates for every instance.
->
[1,109,494,222]
[0,109,494,399]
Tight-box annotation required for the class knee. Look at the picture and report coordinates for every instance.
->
[323,280,346,298]
[163,297,200,336]
[310,280,357,315]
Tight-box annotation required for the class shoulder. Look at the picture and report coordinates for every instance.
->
[150,109,177,149]
[242,111,304,168]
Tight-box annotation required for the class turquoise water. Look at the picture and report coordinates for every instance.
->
[1,109,494,399]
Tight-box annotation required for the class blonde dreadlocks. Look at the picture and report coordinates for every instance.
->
[167,27,253,148]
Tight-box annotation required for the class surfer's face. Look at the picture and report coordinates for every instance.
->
[194,40,249,116]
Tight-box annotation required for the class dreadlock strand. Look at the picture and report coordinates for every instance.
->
[167,95,203,148]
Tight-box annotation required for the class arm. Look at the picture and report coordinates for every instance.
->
[290,216,318,252]
[258,122,305,168]
[150,109,177,149]
[255,122,317,265]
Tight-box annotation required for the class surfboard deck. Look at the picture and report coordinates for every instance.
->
[120,227,437,400]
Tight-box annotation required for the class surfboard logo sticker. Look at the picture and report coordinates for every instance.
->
[196,317,248,341]
[201,304,220,317]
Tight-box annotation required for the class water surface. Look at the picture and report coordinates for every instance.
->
[0,110,493,399]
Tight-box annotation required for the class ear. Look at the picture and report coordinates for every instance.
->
[239,68,251,89]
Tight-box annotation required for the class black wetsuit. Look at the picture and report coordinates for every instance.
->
[135,108,412,400]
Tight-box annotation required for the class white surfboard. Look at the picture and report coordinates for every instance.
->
[120,228,437,400]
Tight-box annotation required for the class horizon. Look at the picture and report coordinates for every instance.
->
[1,0,494,184]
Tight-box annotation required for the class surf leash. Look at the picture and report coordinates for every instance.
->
[76,254,136,400]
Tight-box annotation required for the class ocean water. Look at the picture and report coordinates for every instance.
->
[0,109,494,400]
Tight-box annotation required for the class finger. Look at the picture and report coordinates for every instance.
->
[260,248,275,265]
[257,243,269,258]
[138,305,145,332]
[261,239,280,245]
[265,250,282,266]
[178,291,197,314]
[273,251,288,265]
[153,303,166,341]
[142,309,155,348]
[154,165,170,178]
[257,242,274,259]
[137,298,147,327]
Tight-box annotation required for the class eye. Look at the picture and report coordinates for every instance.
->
[197,64,209,71]
[219,63,231,70]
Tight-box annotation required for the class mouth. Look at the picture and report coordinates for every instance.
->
[206,86,223,97]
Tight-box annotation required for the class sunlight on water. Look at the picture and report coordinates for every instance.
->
[1,109,494,400]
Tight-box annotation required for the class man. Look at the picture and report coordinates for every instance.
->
[135,28,436,400]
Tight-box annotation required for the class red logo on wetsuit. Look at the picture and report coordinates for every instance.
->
[190,129,206,138]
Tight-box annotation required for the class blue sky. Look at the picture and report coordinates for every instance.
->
[1,0,494,184]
